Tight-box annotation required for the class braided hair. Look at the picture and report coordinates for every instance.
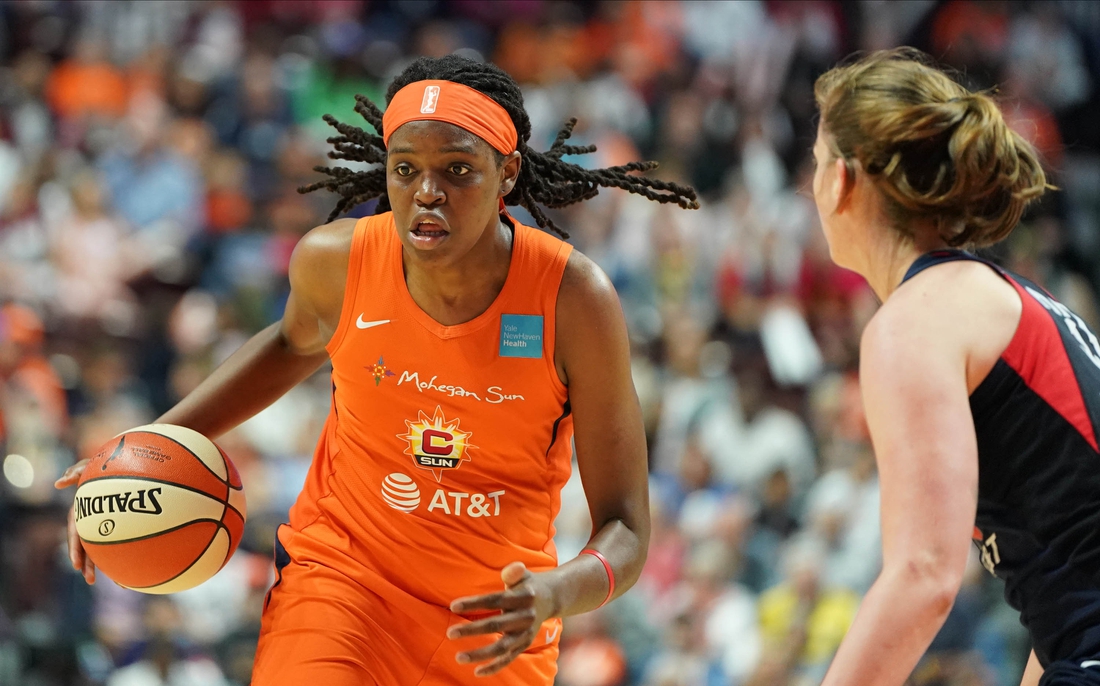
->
[299,55,699,237]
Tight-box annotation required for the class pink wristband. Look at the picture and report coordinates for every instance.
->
[580,549,615,607]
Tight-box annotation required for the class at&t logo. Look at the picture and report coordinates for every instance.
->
[379,472,505,518]
[381,473,420,512]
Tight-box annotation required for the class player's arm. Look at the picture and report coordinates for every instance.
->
[54,218,356,584]
[447,251,650,675]
[541,250,651,610]
[154,218,356,437]
[1021,650,1043,686]
[820,293,979,686]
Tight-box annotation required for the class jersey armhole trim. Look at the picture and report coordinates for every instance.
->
[1001,281,1100,452]
[546,239,574,395]
[325,216,371,358]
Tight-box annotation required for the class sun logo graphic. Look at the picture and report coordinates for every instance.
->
[399,406,477,481]
[368,356,396,386]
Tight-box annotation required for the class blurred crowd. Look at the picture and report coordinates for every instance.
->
[1,1,1099,685]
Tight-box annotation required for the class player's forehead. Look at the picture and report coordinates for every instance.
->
[387,120,496,160]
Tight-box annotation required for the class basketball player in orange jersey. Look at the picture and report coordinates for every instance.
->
[810,49,1100,686]
[56,55,698,683]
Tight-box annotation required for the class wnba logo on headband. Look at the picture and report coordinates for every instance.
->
[383,80,518,155]
[420,86,440,114]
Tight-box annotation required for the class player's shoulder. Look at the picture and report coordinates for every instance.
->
[558,248,618,315]
[553,248,631,384]
[293,217,359,263]
[881,257,1015,325]
[290,216,371,276]
[864,257,1019,363]
[289,217,360,311]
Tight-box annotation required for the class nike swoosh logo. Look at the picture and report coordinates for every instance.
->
[356,316,391,330]
[545,624,560,644]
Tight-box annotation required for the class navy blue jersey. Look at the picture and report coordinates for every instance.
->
[901,250,1100,667]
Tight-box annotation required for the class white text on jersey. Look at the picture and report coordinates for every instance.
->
[427,489,506,517]
[397,370,525,404]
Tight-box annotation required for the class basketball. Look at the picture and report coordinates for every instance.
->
[73,424,247,594]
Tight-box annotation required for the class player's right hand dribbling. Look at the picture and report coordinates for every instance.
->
[54,458,95,585]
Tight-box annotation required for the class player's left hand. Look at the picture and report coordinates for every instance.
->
[448,561,557,676]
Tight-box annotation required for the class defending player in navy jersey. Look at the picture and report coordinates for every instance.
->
[810,49,1100,686]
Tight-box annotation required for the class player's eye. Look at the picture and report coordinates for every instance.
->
[449,164,471,176]
[394,164,414,177]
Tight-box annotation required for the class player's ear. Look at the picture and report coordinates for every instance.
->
[500,151,521,198]
[834,157,857,213]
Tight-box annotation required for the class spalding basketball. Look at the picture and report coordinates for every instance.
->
[74,424,246,594]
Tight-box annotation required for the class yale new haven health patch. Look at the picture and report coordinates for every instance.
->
[499,314,543,359]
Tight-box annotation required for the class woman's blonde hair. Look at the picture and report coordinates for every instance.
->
[815,47,1050,248]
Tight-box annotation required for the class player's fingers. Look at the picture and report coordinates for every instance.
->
[451,584,536,613]
[54,459,91,489]
[447,608,536,639]
[67,507,84,571]
[456,629,533,666]
[67,506,95,584]
[82,554,96,585]
[473,643,529,677]
[500,561,529,588]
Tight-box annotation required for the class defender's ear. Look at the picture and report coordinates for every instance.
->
[833,156,858,214]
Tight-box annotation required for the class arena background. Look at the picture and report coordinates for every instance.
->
[1,1,1099,685]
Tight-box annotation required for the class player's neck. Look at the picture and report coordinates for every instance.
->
[850,223,948,302]
[861,237,921,303]
[402,219,514,326]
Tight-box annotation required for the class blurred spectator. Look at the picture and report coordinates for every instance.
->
[104,598,228,686]
[558,612,629,686]
[97,93,203,254]
[45,38,128,124]
[697,337,816,498]
[50,171,139,329]
[756,535,859,684]
[0,304,67,503]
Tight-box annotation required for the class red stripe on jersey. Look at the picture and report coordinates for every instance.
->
[1001,280,1100,452]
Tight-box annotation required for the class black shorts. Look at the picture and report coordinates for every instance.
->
[1041,662,1100,686]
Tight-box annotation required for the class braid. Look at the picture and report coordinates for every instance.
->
[300,55,699,235]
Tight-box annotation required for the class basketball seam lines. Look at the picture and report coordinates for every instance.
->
[80,517,223,546]
[78,475,245,522]
[132,430,231,492]
[125,521,230,590]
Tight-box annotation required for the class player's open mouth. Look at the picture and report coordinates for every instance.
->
[412,223,448,238]
[409,220,450,248]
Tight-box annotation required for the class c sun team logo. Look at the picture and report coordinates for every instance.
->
[420,85,441,114]
[399,406,476,481]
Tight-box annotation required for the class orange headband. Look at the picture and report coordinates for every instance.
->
[382,80,518,155]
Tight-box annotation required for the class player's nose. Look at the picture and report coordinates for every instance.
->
[413,173,445,207]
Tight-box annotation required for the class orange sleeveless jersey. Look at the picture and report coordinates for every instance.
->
[287,212,575,608]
